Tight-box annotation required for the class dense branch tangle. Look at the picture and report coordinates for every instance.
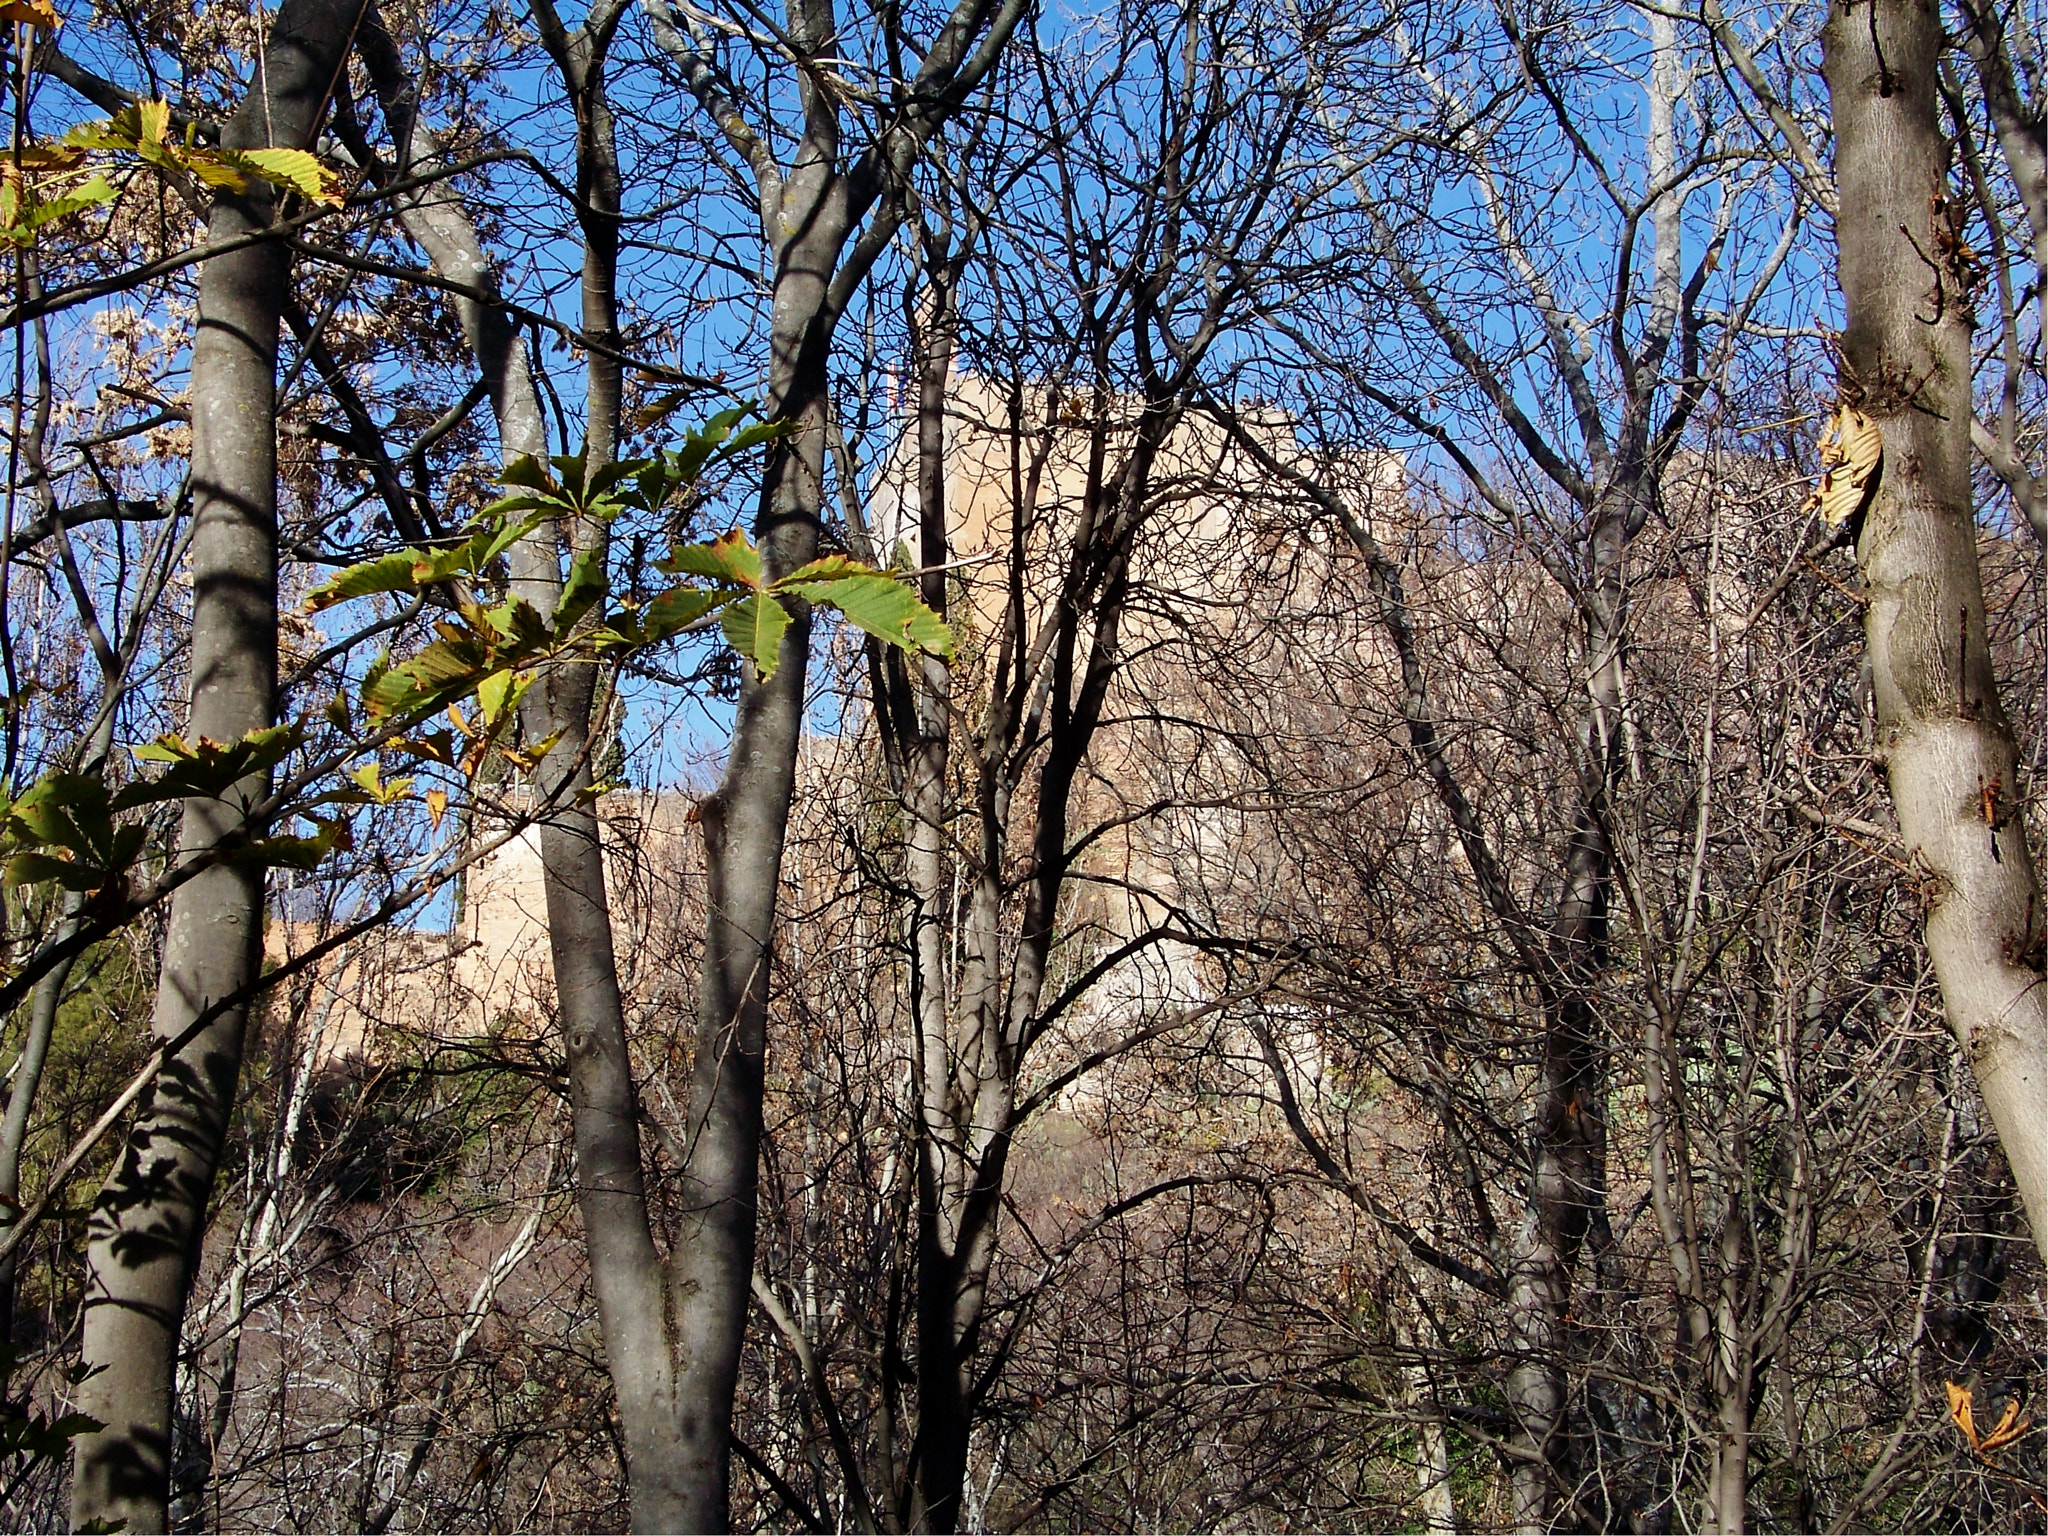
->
[0,0,2036,1530]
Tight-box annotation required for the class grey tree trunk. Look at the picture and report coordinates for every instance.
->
[672,192,843,1533]
[0,901,81,1359]
[1507,537,1627,1534]
[355,7,548,471]
[638,2,1027,1518]
[1822,0,2048,1260]
[515,26,696,1527]
[359,17,690,1526]
[0,350,124,1364]
[69,2,361,1528]
[1703,1357,1751,1535]
[899,381,1177,1531]
[898,244,969,1535]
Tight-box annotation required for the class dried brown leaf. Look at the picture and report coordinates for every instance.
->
[1805,405,1883,528]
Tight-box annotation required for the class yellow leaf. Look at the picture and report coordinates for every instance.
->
[348,761,412,805]
[1805,405,1883,529]
[1947,1381,1978,1448]
[1977,1398,2031,1455]
[501,730,563,772]
[135,98,171,148]
[230,147,342,207]
[424,789,448,830]
[182,153,249,192]
[477,668,526,726]
[631,388,692,429]
[0,0,62,30]
[401,731,456,766]
[9,143,88,173]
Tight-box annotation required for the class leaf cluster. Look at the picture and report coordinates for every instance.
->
[308,409,952,726]
[0,411,948,901]
[0,726,332,896]
[2,95,341,249]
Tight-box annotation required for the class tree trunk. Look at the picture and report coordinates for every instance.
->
[1506,506,1630,1533]
[515,28,697,1532]
[636,0,1028,1515]
[670,159,847,1531]
[882,230,987,1536]
[356,6,548,465]
[907,385,1172,1529]
[70,3,360,1528]
[360,21,690,1525]
[1703,1371,1749,1535]
[1823,0,2048,1260]
[0,902,81,1362]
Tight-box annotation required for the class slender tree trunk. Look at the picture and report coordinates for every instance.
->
[908,391,1171,1530]
[361,22,690,1524]
[1503,1222,1567,1534]
[894,236,980,1536]
[0,900,81,1359]
[1416,1403,1457,1536]
[355,8,547,465]
[671,156,848,1530]
[635,1,1027,1514]
[1703,1364,1750,1535]
[1507,515,1628,1534]
[1823,0,2048,1259]
[69,4,361,1528]
[515,28,696,1531]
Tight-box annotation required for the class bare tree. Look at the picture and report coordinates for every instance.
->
[630,0,1030,1522]
[858,15,1322,1520]
[1204,2,1804,1520]
[1947,0,2045,541]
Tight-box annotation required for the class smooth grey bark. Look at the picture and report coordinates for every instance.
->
[643,2,1026,1523]
[0,904,81,1361]
[1822,0,2047,1260]
[69,1,363,1528]
[513,8,698,1528]
[360,14,691,1527]
[672,192,838,1535]
[355,9,547,467]
[0,315,126,1369]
